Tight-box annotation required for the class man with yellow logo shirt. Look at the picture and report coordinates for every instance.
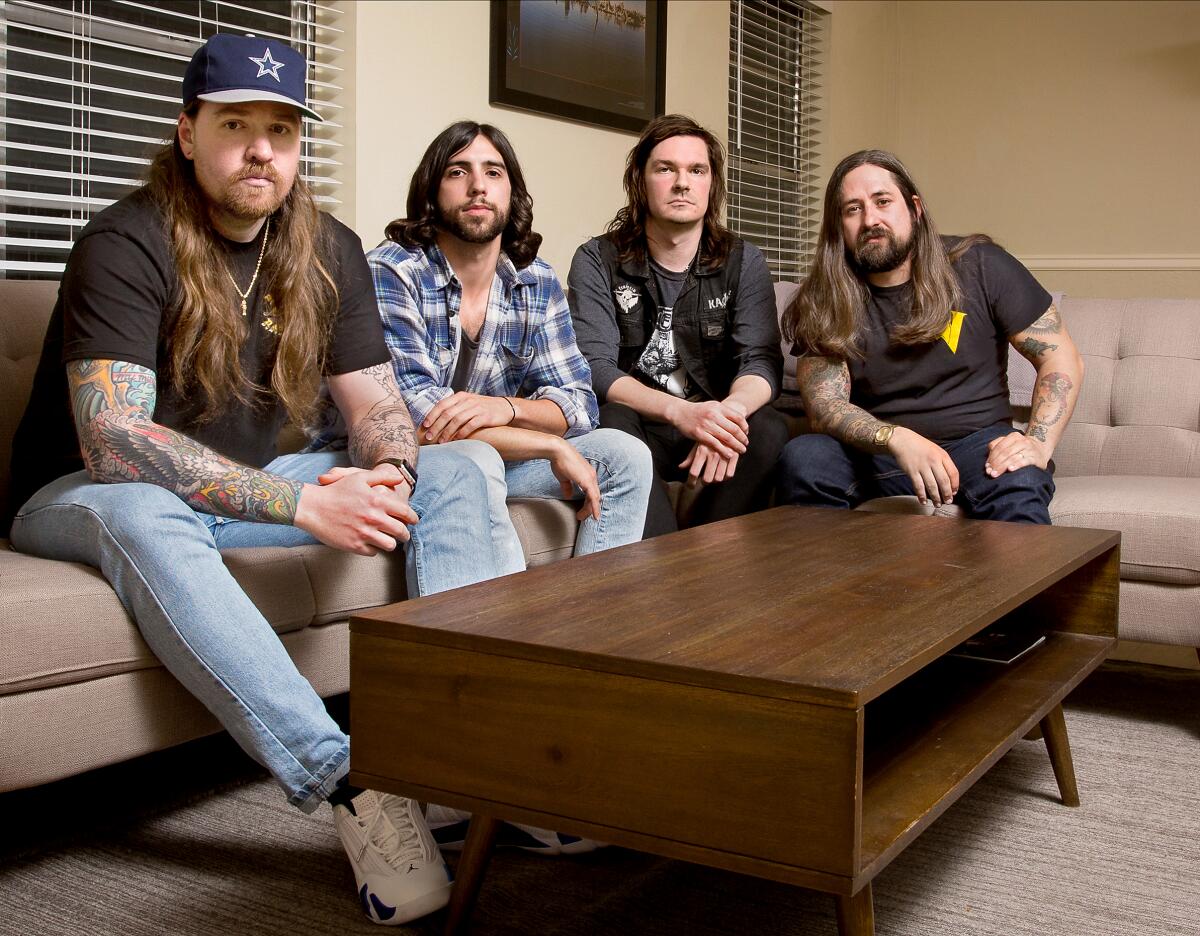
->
[775,150,1083,524]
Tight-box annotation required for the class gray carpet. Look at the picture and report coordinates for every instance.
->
[1,661,1197,935]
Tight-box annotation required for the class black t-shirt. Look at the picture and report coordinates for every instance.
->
[846,239,1051,443]
[9,188,387,517]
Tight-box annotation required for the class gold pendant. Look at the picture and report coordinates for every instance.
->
[240,298,248,317]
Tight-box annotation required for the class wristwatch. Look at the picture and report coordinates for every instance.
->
[873,424,896,447]
[377,457,418,492]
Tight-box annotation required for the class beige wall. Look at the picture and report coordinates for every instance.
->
[343,1,1199,299]
[890,0,1200,298]
[342,0,727,281]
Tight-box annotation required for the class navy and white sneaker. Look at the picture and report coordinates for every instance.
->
[333,790,453,925]
[426,803,603,856]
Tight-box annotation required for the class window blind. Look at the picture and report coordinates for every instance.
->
[728,0,827,282]
[0,0,344,278]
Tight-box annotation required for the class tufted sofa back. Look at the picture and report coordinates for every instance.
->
[1,280,60,527]
[1053,298,1200,479]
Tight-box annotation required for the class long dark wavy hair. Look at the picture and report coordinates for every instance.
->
[782,149,990,358]
[385,120,542,268]
[607,113,733,267]
[145,103,337,425]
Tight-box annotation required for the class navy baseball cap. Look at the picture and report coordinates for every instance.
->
[182,33,322,122]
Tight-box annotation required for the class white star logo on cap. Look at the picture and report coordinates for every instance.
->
[249,47,285,82]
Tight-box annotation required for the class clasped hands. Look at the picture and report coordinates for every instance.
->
[294,462,417,556]
[670,398,750,486]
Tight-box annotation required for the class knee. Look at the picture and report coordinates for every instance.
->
[414,444,494,505]
[745,407,791,462]
[588,428,653,484]
[436,440,506,483]
[778,433,840,476]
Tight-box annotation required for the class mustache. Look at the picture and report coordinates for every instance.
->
[233,163,280,182]
[458,200,497,213]
[858,225,891,246]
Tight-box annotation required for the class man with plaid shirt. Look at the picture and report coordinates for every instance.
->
[369,121,652,575]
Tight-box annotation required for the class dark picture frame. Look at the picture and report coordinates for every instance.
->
[490,0,667,134]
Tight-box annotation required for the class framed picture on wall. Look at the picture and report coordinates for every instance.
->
[490,0,667,134]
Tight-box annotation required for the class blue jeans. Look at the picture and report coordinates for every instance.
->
[776,423,1055,524]
[9,447,497,812]
[442,428,653,574]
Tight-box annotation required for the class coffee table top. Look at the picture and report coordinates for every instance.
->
[353,507,1118,708]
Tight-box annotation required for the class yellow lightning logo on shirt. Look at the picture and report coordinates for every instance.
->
[940,311,967,353]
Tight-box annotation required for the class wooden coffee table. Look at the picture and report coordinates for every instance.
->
[349,507,1119,935]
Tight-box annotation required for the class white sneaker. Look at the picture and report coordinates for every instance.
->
[426,803,603,856]
[333,789,452,925]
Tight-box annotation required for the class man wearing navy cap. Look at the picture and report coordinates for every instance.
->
[8,33,489,925]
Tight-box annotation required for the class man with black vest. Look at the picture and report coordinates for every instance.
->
[567,114,787,537]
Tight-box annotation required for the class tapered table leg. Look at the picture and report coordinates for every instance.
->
[443,814,500,936]
[1039,703,1080,807]
[835,883,874,936]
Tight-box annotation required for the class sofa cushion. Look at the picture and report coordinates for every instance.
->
[508,497,579,567]
[0,543,319,694]
[1053,298,1200,479]
[1049,476,1200,585]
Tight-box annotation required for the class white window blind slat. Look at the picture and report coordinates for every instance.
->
[114,0,344,36]
[1,1,346,279]
[12,1,345,55]
[728,0,828,282]
[3,17,344,75]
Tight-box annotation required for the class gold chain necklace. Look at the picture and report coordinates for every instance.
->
[226,217,271,317]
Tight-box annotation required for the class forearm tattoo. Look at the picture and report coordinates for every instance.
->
[69,360,301,523]
[347,363,419,468]
[1027,371,1072,444]
[796,356,882,449]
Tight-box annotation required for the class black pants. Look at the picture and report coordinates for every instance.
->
[600,401,790,538]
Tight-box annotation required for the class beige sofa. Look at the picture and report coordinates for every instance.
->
[0,280,583,794]
[776,283,1200,652]
[5,279,1197,795]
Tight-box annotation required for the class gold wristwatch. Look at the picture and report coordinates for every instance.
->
[873,424,896,447]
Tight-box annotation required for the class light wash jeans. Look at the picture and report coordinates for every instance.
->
[9,445,498,813]
[442,428,653,575]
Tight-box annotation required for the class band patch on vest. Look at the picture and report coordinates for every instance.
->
[614,284,639,313]
[940,310,966,353]
[706,290,731,311]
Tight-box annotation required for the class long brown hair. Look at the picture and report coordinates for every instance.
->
[782,149,990,358]
[607,114,733,267]
[385,120,542,269]
[144,104,337,425]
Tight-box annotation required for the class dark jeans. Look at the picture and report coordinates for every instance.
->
[600,401,790,538]
[775,422,1055,525]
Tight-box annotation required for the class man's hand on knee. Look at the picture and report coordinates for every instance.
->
[295,466,418,555]
[985,431,1051,477]
[887,427,959,507]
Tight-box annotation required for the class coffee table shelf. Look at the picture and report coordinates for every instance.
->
[859,630,1112,878]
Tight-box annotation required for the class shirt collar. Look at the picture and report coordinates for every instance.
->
[427,242,535,292]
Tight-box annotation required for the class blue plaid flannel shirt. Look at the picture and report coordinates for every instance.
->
[368,241,598,437]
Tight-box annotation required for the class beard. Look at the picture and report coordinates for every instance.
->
[439,201,509,244]
[850,225,915,274]
[217,163,289,220]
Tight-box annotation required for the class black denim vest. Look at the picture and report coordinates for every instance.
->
[595,236,744,401]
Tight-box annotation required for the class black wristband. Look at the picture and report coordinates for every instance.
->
[377,457,418,492]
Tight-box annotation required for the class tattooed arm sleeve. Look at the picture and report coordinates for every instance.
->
[68,359,302,523]
[1008,304,1085,452]
[796,355,890,452]
[326,363,420,469]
